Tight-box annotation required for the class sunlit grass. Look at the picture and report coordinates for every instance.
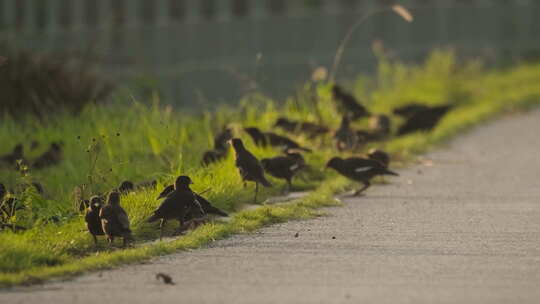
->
[2,50,540,286]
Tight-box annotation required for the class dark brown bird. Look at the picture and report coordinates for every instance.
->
[99,191,133,246]
[396,105,453,135]
[334,116,360,151]
[326,157,398,196]
[244,127,312,152]
[147,176,204,240]
[202,149,227,166]
[261,152,305,191]
[118,180,157,194]
[0,183,5,202]
[32,142,63,169]
[332,84,370,121]
[230,138,272,203]
[273,118,329,139]
[367,149,391,168]
[156,273,175,285]
[202,128,234,166]
[392,103,434,117]
[0,144,24,167]
[85,196,105,246]
[157,185,228,217]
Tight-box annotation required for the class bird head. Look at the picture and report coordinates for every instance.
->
[118,180,134,193]
[13,144,23,155]
[89,196,103,211]
[106,191,120,205]
[331,84,343,96]
[229,138,245,151]
[326,157,343,170]
[51,142,63,151]
[274,118,289,128]
[174,176,193,189]
[243,127,262,138]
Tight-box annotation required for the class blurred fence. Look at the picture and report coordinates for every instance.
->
[1,0,539,106]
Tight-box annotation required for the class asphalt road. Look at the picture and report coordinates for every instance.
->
[3,109,540,304]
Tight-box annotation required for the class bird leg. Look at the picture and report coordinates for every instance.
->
[159,219,166,241]
[107,236,114,246]
[353,181,370,196]
[92,234,98,247]
[287,178,293,193]
[254,182,259,203]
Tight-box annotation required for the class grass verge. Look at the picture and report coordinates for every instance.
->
[2,50,540,287]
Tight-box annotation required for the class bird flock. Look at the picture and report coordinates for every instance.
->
[0,84,454,247]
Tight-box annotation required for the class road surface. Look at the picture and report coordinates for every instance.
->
[3,109,540,304]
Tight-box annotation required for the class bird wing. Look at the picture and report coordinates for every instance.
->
[157,185,174,200]
[345,158,382,172]
[116,207,130,230]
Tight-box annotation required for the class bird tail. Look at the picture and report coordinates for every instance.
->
[382,169,399,176]
[146,213,160,223]
[260,177,272,188]
[298,147,312,153]
[207,206,228,217]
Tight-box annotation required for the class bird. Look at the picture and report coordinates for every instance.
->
[368,114,392,139]
[202,128,234,166]
[32,142,63,169]
[332,84,370,121]
[0,183,5,201]
[367,149,391,168]
[397,105,453,135]
[118,180,157,194]
[156,273,175,285]
[260,152,305,192]
[213,127,233,151]
[85,196,105,246]
[273,118,329,139]
[99,191,134,246]
[0,144,24,167]
[156,184,228,217]
[147,176,204,240]
[244,127,312,152]
[326,156,398,196]
[202,149,227,166]
[334,116,360,151]
[230,138,272,203]
[392,103,435,117]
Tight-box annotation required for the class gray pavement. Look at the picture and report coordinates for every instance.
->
[3,109,540,304]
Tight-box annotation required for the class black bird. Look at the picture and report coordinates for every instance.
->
[244,127,312,152]
[273,118,329,139]
[0,183,5,201]
[368,114,392,139]
[332,85,370,121]
[202,149,227,166]
[118,180,157,194]
[202,128,234,166]
[213,128,233,151]
[32,142,63,169]
[397,105,453,135]
[156,273,175,285]
[334,116,360,151]
[0,144,24,167]
[85,196,105,246]
[156,184,228,217]
[392,103,434,117]
[261,152,305,191]
[147,176,204,240]
[230,138,272,203]
[326,157,398,196]
[367,149,390,168]
[99,191,133,246]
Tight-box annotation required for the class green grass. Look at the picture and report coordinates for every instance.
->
[2,50,540,287]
